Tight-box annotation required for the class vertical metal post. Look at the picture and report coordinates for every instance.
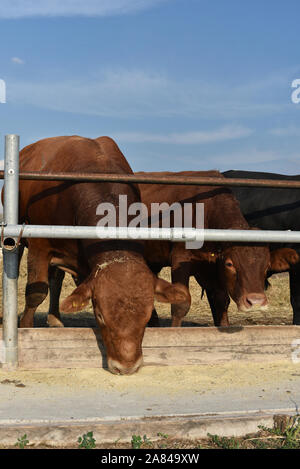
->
[2,135,20,369]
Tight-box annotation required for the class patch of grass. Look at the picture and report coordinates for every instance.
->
[207,414,300,450]
[77,431,96,449]
[208,433,240,449]
[15,434,29,449]
[5,419,300,449]
[131,435,143,449]
[258,416,300,449]
[157,432,169,439]
[131,434,152,449]
[249,439,269,450]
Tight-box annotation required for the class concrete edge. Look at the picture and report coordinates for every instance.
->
[0,410,296,447]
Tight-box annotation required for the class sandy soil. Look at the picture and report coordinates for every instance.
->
[0,249,293,327]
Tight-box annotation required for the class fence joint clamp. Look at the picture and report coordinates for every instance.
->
[1,222,25,249]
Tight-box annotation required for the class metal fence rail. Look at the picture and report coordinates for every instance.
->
[2,134,300,370]
[2,224,300,243]
[0,170,300,188]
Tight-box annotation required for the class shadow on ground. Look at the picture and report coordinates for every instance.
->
[0,313,211,329]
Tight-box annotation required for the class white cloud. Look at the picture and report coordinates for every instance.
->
[115,125,253,144]
[8,68,288,119]
[0,0,166,18]
[11,57,25,65]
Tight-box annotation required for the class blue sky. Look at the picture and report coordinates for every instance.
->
[0,0,300,174]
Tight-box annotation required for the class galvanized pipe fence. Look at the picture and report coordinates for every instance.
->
[1,134,300,369]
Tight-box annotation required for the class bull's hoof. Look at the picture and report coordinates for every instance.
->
[218,321,230,327]
[19,315,33,328]
[47,313,64,328]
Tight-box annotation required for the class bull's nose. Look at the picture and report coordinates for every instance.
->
[107,356,143,375]
[245,293,267,308]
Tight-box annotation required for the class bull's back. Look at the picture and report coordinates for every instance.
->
[137,170,227,207]
[136,170,244,230]
[19,136,134,225]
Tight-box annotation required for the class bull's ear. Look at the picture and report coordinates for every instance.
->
[60,282,92,313]
[270,248,299,272]
[154,277,191,304]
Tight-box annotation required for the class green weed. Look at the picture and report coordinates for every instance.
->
[77,431,96,449]
[15,434,29,449]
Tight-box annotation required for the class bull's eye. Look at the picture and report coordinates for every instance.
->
[225,260,234,268]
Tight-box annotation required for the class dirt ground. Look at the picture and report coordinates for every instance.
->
[0,249,293,327]
[6,427,300,449]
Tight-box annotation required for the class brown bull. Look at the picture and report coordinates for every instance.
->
[137,171,299,327]
[14,136,190,374]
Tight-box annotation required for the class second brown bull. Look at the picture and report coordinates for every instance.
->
[137,171,299,327]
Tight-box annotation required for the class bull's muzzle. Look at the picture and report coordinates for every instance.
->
[239,293,268,312]
[107,356,143,375]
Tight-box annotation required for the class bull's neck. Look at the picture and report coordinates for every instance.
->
[205,194,249,254]
[81,239,145,272]
[208,195,249,231]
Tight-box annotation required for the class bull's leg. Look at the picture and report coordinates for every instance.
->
[147,265,162,327]
[47,266,65,328]
[194,274,230,326]
[20,247,50,328]
[206,289,230,327]
[289,268,300,325]
[170,266,191,327]
[147,308,160,327]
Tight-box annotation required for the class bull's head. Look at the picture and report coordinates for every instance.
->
[60,258,190,375]
[218,246,299,312]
